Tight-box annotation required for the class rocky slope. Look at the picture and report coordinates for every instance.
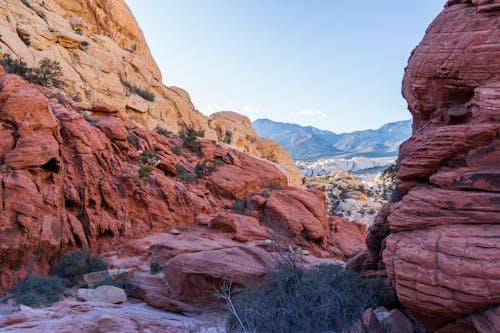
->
[0,0,300,184]
[208,111,302,186]
[364,1,500,331]
[0,69,363,315]
[253,118,412,160]
[303,170,394,225]
[0,0,208,134]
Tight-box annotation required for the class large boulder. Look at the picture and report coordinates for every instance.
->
[263,187,329,242]
[76,285,127,304]
[118,230,343,313]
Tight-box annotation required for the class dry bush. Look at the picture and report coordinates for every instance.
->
[218,262,394,333]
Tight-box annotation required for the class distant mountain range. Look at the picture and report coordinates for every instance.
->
[252,119,412,161]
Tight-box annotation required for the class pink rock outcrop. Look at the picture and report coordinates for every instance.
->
[329,216,366,258]
[364,1,500,331]
[0,301,219,332]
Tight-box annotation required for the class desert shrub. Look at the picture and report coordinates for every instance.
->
[0,54,64,88]
[82,112,98,125]
[195,160,217,178]
[9,275,65,307]
[127,134,141,149]
[133,176,142,188]
[31,58,64,88]
[224,264,394,333]
[49,93,67,106]
[136,89,155,102]
[138,165,152,179]
[171,145,182,155]
[52,248,108,286]
[180,126,205,151]
[175,165,194,184]
[264,181,282,190]
[0,54,31,77]
[140,150,160,165]
[72,93,82,102]
[122,80,155,102]
[231,199,246,214]
[150,262,161,275]
[155,126,173,138]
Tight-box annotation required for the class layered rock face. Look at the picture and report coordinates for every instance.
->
[0,70,347,307]
[368,1,500,331]
[0,0,212,134]
[208,111,302,185]
[0,0,301,183]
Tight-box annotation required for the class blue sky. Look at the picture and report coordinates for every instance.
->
[126,1,444,133]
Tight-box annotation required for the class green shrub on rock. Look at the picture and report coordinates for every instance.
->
[0,54,64,88]
[9,275,65,307]
[180,126,205,151]
[150,262,161,275]
[52,248,108,286]
[140,150,160,165]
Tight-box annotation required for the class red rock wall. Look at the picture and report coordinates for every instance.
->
[371,1,500,331]
[0,71,337,293]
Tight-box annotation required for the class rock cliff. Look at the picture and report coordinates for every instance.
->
[0,0,300,184]
[0,0,212,134]
[365,1,500,331]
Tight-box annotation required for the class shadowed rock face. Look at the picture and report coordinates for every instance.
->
[366,1,500,331]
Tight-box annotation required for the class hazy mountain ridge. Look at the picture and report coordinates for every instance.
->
[253,119,412,161]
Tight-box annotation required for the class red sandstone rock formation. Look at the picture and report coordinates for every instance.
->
[208,111,303,185]
[0,0,301,185]
[0,69,352,307]
[365,1,500,331]
[329,216,366,259]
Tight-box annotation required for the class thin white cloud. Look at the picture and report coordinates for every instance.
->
[241,105,262,117]
[207,104,233,113]
[289,109,328,119]
[206,104,265,120]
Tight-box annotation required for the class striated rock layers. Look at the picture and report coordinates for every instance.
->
[365,1,500,331]
[208,111,302,185]
[0,0,301,184]
[0,70,345,306]
[0,0,211,134]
